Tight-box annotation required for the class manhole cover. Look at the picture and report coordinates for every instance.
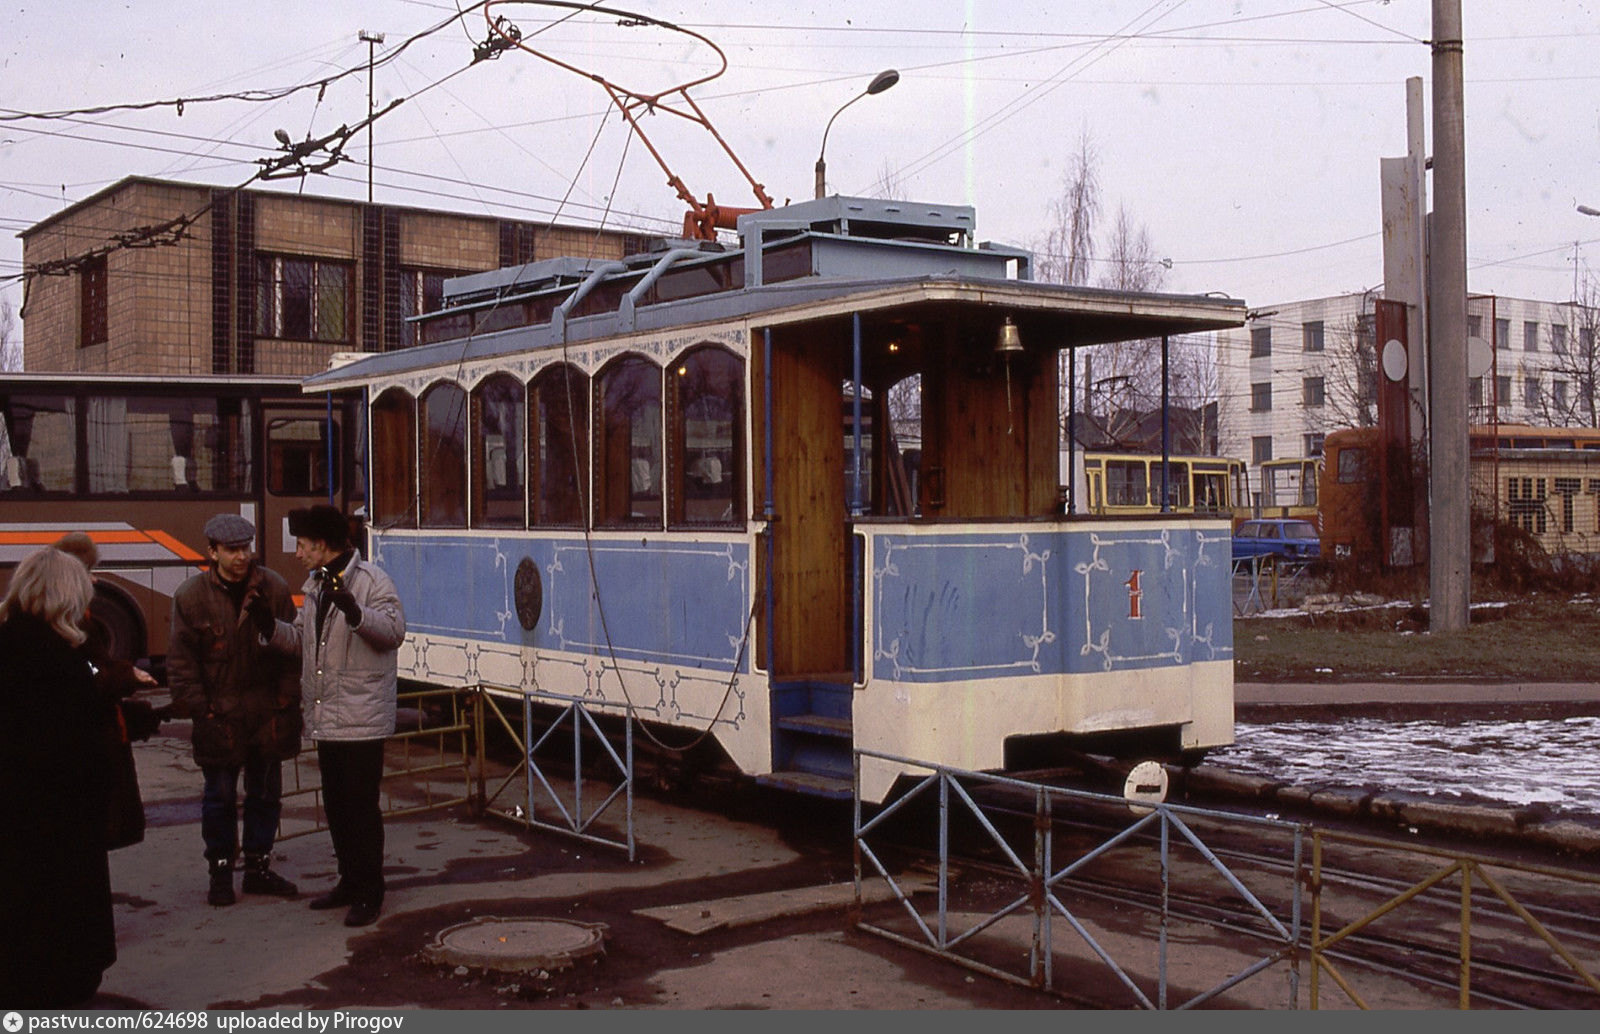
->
[422,915,608,974]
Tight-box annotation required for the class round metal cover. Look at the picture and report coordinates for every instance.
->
[1123,760,1169,816]
[422,915,607,973]
[513,557,542,630]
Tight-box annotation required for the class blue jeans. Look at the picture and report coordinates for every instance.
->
[201,757,283,863]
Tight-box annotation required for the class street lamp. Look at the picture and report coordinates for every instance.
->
[1578,205,1600,217]
[359,30,385,204]
[814,69,899,200]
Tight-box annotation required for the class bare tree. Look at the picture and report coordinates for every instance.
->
[870,159,908,202]
[1324,307,1379,430]
[1035,129,1099,287]
[1529,274,1600,428]
[0,299,18,372]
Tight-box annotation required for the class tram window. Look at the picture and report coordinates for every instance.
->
[87,395,251,495]
[1105,460,1148,507]
[420,382,468,528]
[370,388,417,528]
[596,356,662,527]
[1336,447,1371,484]
[530,365,589,527]
[268,418,340,496]
[0,393,75,492]
[669,346,743,528]
[1150,462,1190,508]
[472,374,525,527]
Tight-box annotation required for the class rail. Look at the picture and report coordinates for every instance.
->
[852,750,1306,1008]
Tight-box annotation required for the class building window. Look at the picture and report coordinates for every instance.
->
[1523,321,1539,352]
[596,355,663,528]
[1302,321,1324,352]
[1250,381,1272,412]
[1495,317,1510,350]
[1467,314,1482,339]
[255,255,352,343]
[471,374,525,527]
[1302,376,1325,407]
[399,267,453,349]
[1583,327,1596,354]
[80,256,108,348]
[1470,377,1483,405]
[1553,379,1570,413]
[420,382,467,528]
[1555,477,1582,533]
[669,345,744,528]
[1250,326,1271,358]
[1251,436,1273,465]
[1303,432,1324,457]
[1523,373,1541,409]
[530,364,589,527]
[1496,374,1511,405]
[1507,476,1547,534]
[1553,323,1568,354]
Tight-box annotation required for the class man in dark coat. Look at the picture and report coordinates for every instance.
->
[168,513,302,906]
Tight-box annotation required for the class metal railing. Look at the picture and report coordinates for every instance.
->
[474,685,636,861]
[278,684,482,840]
[852,750,1306,1008]
[1232,554,1313,615]
[1309,828,1600,1009]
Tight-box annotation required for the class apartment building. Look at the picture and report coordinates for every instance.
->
[18,176,648,377]
[1216,290,1595,491]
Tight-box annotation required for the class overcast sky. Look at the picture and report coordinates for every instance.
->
[4,1,1599,338]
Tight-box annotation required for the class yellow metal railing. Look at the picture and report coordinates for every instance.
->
[1310,828,1600,1009]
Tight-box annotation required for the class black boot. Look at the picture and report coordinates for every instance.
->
[241,853,298,898]
[208,860,235,907]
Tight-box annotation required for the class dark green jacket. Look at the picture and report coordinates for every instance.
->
[168,562,301,766]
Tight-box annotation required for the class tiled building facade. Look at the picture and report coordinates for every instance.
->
[19,176,648,376]
[1216,290,1596,485]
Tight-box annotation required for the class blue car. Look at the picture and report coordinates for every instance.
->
[1232,518,1320,561]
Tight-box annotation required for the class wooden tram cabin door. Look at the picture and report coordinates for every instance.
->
[259,396,358,578]
[760,310,1059,682]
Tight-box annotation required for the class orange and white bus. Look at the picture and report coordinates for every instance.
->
[0,372,362,668]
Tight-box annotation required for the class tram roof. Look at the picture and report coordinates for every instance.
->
[304,197,1246,393]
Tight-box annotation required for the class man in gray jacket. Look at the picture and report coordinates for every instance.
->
[256,505,405,928]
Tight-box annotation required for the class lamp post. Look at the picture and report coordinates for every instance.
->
[814,69,899,200]
[359,30,385,203]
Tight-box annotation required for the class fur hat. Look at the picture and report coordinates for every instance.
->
[287,505,350,548]
[203,513,256,547]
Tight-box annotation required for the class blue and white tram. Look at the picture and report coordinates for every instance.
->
[305,196,1245,802]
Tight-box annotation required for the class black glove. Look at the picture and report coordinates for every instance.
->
[120,698,164,742]
[327,588,362,627]
[244,589,276,636]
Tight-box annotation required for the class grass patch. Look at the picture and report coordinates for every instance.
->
[1235,594,1600,681]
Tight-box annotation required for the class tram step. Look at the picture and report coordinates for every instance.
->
[754,770,854,800]
[774,713,853,739]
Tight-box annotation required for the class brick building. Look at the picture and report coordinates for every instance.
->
[19,176,648,376]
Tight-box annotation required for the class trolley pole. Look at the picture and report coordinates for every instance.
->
[1429,0,1470,631]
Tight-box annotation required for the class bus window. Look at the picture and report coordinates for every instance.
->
[0,393,75,492]
[268,418,340,496]
[87,395,251,494]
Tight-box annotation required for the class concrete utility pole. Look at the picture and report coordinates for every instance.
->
[1429,0,1470,631]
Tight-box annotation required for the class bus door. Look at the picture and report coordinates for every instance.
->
[260,400,348,587]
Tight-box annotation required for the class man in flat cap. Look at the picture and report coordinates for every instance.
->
[261,505,404,928]
[168,513,301,906]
